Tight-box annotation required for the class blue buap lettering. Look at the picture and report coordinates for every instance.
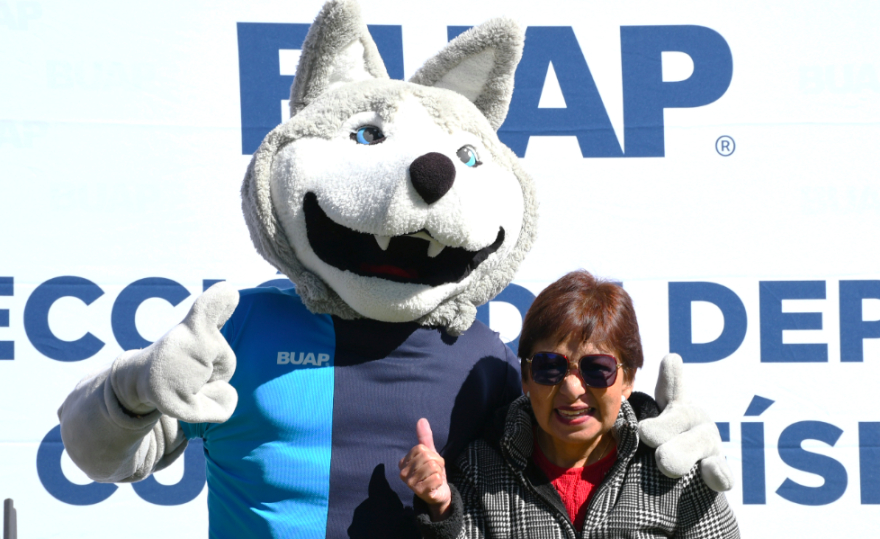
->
[37,425,206,506]
[19,276,192,362]
[839,281,880,362]
[0,274,529,362]
[475,283,535,353]
[741,396,775,504]
[669,280,880,363]
[23,276,106,362]
[6,274,879,507]
[6,275,877,364]
[237,23,404,154]
[112,278,191,350]
[759,281,827,363]
[237,23,732,157]
[0,276,12,359]
[5,275,876,365]
[0,1,42,31]
[668,281,747,363]
[668,279,879,506]
[728,396,880,506]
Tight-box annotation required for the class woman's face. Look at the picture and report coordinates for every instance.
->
[523,338,633,465]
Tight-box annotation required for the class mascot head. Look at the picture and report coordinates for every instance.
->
[242,0,536,335]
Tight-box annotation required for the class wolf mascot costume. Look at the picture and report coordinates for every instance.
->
[58,1,732,537]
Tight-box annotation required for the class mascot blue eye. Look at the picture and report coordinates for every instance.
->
[351,126,385,145]
[456,145,480,167]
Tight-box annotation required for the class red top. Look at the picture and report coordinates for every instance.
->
[532,438,618,531]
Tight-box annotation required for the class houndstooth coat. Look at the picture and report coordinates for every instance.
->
[415,394,739,539]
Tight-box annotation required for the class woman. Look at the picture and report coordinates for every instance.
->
[399,270,739,538]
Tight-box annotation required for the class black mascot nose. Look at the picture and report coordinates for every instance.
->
[409,152,456,205]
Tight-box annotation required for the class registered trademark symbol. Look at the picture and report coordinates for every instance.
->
[716,135,735,156]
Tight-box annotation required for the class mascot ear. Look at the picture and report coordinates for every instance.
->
[409,19,524,131]
[289,0,389,117]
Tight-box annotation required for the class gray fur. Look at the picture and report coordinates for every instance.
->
[409,18,524,131]
[242,0,536,334]
[242,126,361,320]
[289,0,389,118]
[243,81,537,332]
[57,282,240,482]
[58,362,188,483]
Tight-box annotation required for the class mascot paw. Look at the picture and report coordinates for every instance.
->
[700,455,735,492]
[639,353,733,491]
[112,282,240,423]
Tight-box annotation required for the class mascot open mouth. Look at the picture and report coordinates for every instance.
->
[303,192,504,286]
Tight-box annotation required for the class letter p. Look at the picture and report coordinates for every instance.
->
[621,25,733,157]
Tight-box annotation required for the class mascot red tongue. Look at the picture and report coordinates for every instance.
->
[57,1,731,537]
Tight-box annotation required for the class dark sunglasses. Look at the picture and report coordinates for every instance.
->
[526,352,623,388]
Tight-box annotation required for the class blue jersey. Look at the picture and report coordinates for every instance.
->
[181,287,522,539]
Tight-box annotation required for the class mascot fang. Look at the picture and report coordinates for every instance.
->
[58,1,732,537]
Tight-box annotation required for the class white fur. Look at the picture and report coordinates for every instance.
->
[243,3,535,331]
[639,354,735,491]
[434,48,496,102]
[327,40,373,90]
[270,94,524,321]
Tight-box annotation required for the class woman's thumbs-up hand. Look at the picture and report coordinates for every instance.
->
[399,418,452,521]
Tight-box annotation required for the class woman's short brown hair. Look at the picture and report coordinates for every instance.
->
[517,270,643,382]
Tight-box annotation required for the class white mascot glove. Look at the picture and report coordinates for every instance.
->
[110,282,240,423]
[638,353,734,492]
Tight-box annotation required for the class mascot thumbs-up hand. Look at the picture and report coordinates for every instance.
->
[57,282,239,483]
[639,353,734,492]
[112,282,239,423]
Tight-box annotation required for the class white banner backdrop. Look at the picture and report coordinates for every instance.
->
[1,0,879,536]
